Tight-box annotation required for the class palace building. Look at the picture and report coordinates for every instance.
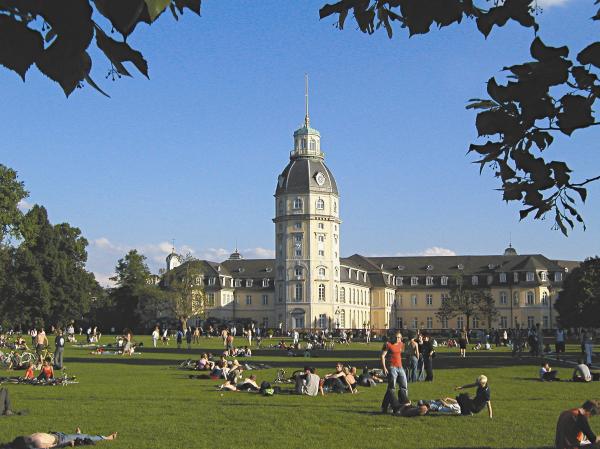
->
[164,86,578,332]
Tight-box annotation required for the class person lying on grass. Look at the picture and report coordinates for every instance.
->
[454,374,493,419]
[416,398,462,415]
[555,400,600,449]
[540,361,560,382]
[3,428,117,448]
[218,374,260,392]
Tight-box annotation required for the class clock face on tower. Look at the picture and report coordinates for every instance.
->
[315,172,326,186]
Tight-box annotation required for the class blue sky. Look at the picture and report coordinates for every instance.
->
[1,0,599,285]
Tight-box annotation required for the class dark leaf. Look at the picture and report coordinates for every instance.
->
[319,1,348,20]
[173,0,201,15]
[94,0,146,37]
[555,211,568,236]
[572,186,588,202]
[519,206,536,220]
[95,26,148,78]
[502,182,523,201]
[530,36,569,62]
[39,0,93,52]
[571,66,598,89]
[529,130,553,151]
[400,0,434,36]
[84,73,110,97]
[431,0,465,28]
[36,41,91,96]
[468,140,502,155]
[556,94,594,135]
[144,0,170,21]
[577,42,600,69]
[466,100,496,110]
[0,15,43,80]
[496,160,516,182]
[547,161,571,187]
[476,109,520,136]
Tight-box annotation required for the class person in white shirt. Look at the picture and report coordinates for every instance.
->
[573,359,593,382]
[151,326,160,348]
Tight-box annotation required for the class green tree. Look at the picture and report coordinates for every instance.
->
[0,205,98,327]
[162,255,207,329]
[0,164,28,243]
[109,249,153,331]
[436,275,497,331]
[135,285,175,330]
[554,256,600,328]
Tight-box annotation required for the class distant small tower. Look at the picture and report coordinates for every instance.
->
[166,243,181,271]
[504,243,517,256]
[229,248,243,260]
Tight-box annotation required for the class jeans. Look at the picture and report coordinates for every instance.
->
[408,356,419,382]
[54,348,64,369]
[585,343,593,365]
[54,432,106,445]
[381,366,408,411]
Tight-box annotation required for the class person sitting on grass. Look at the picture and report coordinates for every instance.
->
[36,359,53,381]
[454,374,493,419]
[4,428,117,448]
[343,366,358,392]
[197,353,215,371]
[555,400,600,449]
[23,363,35,380]
[219,374,260,392]
[294,366,321,396]
[321,363,357,394]
[573,359,600,382]
[540,361,560,382]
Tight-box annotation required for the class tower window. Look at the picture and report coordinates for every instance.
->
[310,139,316,150]
[293,198,303,209]
[318,267,326,277]
[295,283,303,302]
[294,222,302,230]
[295,267,303,277]
[318,284,326,301]
[318,223,324,229]
[316,199,325,210]
[318,235,325,242]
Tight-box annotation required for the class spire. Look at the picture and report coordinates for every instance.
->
[304,73,310,128]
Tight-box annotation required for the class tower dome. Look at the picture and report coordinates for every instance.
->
[504,244,517,256]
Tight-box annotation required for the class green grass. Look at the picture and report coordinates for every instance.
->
[0,337,597,449]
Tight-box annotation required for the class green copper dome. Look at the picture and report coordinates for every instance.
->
[293,125,320,137]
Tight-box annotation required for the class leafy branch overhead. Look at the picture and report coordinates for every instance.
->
[0,0,201,96]
[320,0,600,235]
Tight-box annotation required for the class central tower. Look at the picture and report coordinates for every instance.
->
[273,77,341,330]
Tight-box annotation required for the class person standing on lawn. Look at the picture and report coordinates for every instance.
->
[151,326,160,348]
[54,329,65,370]
[380,330,409,413]
[421,332,434,381]
[555,400,600,449]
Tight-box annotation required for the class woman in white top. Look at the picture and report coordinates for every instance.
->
[151,326,160,348]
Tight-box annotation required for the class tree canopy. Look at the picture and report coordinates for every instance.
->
[554,256,600,328]
[1,0,598,231]
[0,164,28,243]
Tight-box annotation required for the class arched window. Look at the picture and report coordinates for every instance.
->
[340,287,346,303]
[295,283,303,302]
[527,291,534,305]
[318,267,326,277]
[335,285,338,302]
[295,266,303,277]
[316,199,325,210]
[309,139,316,150]
[542,291,548,305]
[318,284,326,301]
[293,198,303,209]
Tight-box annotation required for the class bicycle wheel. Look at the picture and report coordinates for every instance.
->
[20,352,34,365]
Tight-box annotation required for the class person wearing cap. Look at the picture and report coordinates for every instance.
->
[455,374,492,418]
[555,400,600,449]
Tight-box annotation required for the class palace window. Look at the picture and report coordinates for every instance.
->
[426,294,433,306]
[207,293,215,306]
[395,277,403,286]
[318,250,325,257]
[441,293,449,304]
[246,279,253,287]
[412,318,419,329]
[294,222,302,229]
[340,287,346,303]
[318,284,326,301]
[262,295,268,305]
[411,294,417,306]
[234,279,242,287]
[441,276,448,286]
[542,291,548,305]
[527,316,535,328]
[500,316,508,328]
[500,291,507,304]
[457,317,464,329]
[318,223,324,229]
[472,275,479,286]
[426,276,434,286]
[293,198,303,209]
[262,279,269,287]
[540,271,548,282]
[208,277,216,286]
[316,199,325,210]
[514,272,519,283]
[526,272,535,282]
[295,266,303,277]
[513,291,520,305]
[411,276,418,286]
[426,317,433,329]
[526,291,535,305]
[441,317,449,329]
[245,295,252,305]
[295,284,303,302]
[487,275,493,285]
[318,267,326,278]
[499,272,507,283]
[295,248,302,257]
[318,235,325,242]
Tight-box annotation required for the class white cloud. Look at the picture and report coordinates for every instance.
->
[387,246,457,257]
[93,272,116,288]
[244,247,276,259]
[17,199,33,212]
[93,237,123,252]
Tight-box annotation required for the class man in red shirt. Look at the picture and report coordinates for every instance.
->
[380,330,409,413]
[555,400,600,449]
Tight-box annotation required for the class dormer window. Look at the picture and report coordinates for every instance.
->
[554,272,562,282]
[234,279,242,288]
[397,265,405,271]
[488,263,496,270]
[540,271,548,282]
[457,264,464,270]
[396,277,404,286]
[426,276,434,286]
[411,276,418,286]
[526,272,534,282]
[265,267,272,273]
[472,275,479,285]
[246,279,253,287]
[514,272,519,283]
[487,275,493,285]
[499,272,507,283]
[208,277,216,286]
[441,276,448,286]
[262,279,269,287]
[293,198,303,209]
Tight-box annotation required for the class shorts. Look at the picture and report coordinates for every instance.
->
[459,339,467,350]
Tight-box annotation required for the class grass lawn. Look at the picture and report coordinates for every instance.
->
[0,336,597,449]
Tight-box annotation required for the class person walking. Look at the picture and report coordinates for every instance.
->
[185,327,192,350]
[584,330,594,366]
[380,330,409,413]
[555,327,566,361]
[54,329,65,370]
[458,328,468,358]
